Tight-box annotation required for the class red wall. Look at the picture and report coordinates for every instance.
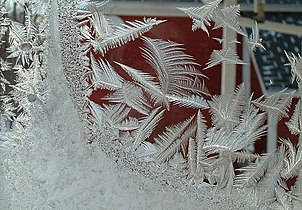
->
[90,16,223,142]
[90,16,297,154]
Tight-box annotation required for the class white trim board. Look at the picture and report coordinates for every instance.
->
[106,2,302,17]
[106,2,302,36]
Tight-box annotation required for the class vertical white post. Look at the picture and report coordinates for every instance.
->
[243,32,255,153]
[221,0,237,94]
[242,35,251,103]
[267,114,277,152]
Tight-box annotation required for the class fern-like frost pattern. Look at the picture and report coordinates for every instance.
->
[1,0,302,209]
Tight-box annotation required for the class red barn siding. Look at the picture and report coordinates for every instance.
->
[90,16,297,155]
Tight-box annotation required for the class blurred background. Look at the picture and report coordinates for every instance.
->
[89,0,302,154]
[1,0,301,155]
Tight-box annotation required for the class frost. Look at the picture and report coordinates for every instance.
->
[1,0,302,209]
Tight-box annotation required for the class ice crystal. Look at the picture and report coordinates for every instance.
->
[1,0,302,209]
[248,21,266,51]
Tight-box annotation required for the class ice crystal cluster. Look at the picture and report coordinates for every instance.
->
[0,0,302,209]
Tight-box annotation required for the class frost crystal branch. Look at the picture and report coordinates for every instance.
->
[2,1,302,209]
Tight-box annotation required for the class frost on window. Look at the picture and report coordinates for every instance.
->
[1,0,302,209]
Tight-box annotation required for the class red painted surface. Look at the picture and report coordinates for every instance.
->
[90,16,223,141]
[90,16,297,155]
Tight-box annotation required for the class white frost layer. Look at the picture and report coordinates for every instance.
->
[2,127,204,209]
[0,78,203,209]
[0,0,204,209]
